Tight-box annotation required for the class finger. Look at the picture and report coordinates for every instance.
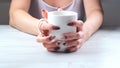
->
[36,35,56,43]
[64,46,77,53]
[41,9,48,19]
[39,21,60,33]
[39,22,60,36]
[77,39,83,49]
[47,48,56,52]
[66,39,79,47]
[43,42,57,48]
[64,39,83,53]
[47,47,60,52]
[68,46,78,52]
[67,20,83,31]
[63,32,83,41]
[65,39,83,48]
[40,9,60,31]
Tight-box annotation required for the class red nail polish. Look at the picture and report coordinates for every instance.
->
[55,47,60,51]
[53,26,60,30]
[67,23,74,26]
[49,36,56,41]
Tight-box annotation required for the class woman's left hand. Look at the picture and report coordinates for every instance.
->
[63,20,84,52]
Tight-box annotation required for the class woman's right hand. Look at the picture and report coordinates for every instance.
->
[36,19,60,52]
[36,9,60,52]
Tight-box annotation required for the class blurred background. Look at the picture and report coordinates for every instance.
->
[0,0,120,26]
[0,0,10,25]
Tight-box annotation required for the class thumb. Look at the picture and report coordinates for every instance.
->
[76,20,83,31]
[41,9,48,19]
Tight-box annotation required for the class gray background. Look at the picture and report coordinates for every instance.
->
[0,0,10,25]
[0,0,120,26]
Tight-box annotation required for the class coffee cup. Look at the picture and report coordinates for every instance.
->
[47,11,78,52]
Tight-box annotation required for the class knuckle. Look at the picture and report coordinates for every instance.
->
[76,40,80,45]
[78,32,83,38]
[43,44,48,48]
[68,46,78,52]
[76,33,80,38]
[72,41,79,47]
[47,24,53,29]
[78,20,83,24]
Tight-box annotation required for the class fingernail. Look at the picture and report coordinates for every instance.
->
[63,42,66,46]
[56,42,61,46]
[55,47,60,51]
[53,26,60,30]
[67,23,74,26]
[49,36,56,41]
[64,36,67,39]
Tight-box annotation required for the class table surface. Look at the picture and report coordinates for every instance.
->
[0,25,120,68]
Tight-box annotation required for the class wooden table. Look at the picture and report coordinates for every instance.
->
[0,25,120,68]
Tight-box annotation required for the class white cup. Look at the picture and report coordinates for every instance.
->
[48,11,78,52]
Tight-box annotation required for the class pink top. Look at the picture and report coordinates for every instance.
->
[29,0,84,20]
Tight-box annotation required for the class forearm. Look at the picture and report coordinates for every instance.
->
[83,10,103,42]
[9,9,40,35]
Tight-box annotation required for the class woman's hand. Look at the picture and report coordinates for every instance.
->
[63,20,84,52]
[37,9,84,53]
[36,9,61,52]
[37,19,61,52]
[36,19,60,52]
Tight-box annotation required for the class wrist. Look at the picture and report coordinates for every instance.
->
[82,24,93,42]
[37,18,47,34]
[38,18,47,26]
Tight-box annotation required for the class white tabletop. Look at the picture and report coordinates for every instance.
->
[0,25,120,68]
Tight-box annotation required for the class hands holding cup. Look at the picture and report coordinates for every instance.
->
[36,9,84,53]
